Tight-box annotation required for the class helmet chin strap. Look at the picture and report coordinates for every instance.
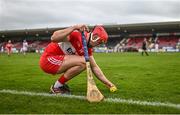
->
[87,32,93,48]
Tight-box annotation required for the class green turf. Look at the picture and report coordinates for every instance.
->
[0,52,180,114]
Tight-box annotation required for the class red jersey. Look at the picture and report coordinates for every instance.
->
[6,43,13,49]
[42,31,93,57]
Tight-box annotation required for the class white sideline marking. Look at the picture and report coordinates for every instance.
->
[0,89,179,109]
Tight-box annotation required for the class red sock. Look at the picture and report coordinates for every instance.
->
[58,75,69,84]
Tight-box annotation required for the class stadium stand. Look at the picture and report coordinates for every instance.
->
[158,36,179,48]
[0,21,180,53]
[114,36,179,52]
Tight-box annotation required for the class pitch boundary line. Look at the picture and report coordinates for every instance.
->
[0,89,179,109]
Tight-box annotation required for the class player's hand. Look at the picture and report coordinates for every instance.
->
[73,24,89,32]
[109,85,117,93]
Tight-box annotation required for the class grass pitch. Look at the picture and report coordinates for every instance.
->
[0,52,180,114]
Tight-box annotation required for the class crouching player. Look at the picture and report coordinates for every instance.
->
[39,24,117,94]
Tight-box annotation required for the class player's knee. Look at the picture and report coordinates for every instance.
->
[78,56,86,68]
[79,62,86,70]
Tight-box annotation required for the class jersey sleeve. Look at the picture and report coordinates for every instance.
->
[69,31,93,56]
[68,31,79,42]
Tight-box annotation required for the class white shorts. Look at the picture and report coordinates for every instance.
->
[22,47,27,51]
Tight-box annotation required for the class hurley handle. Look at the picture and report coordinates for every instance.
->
[81,32,89,62]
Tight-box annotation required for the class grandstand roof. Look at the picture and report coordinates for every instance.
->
[0,21,180,39]
[105,21,180,35]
